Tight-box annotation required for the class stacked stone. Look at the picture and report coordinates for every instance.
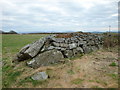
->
[14,33,103,68]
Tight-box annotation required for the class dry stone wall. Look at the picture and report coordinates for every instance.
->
[14,33,103,68]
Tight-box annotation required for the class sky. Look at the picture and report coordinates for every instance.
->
[0,0,119,33]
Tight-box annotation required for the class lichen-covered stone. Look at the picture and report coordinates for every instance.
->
[24,38,46,57]
[31,72,48,81]
[27,50,64,68]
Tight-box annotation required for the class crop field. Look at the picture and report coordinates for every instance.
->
[2,33,119,88]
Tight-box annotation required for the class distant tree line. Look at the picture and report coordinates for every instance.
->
[0,30,18,34]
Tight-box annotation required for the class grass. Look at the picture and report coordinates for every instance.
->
[108,73,118,80]
[69,53,83,60]
[109,62,117,66]
[91,85,101,88]
[89,79,108,86]
[3,71,22,87]
[67,69,75,75]
[103,33,118,49]
[2,34,47,54]
[71,78,84,84]
[89,80,95,82]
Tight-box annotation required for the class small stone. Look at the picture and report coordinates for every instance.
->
[63,50,73,58]
[31,72,48,81]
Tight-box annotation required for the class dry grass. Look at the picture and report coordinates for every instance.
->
[55,33,73,38]
[103,33,118,49]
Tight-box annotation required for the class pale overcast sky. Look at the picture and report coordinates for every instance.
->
[0,0,119,33]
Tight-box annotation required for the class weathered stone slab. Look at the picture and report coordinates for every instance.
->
[76,47,84,53]
[24,38,46,57]
[31,72,48,81]
[69,43,77,49]
[51,38,65,43]
[87,41,95,45]
[19,44,31,53]
[78,41,86,46]
[59,43,69,48]
[91,46,98,51]
[27,50,64,68]
[82,45,92,54]
[52,42,60,47]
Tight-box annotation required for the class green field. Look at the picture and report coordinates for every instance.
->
[2,34,48,88]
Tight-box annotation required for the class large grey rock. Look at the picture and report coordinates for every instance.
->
[13,44,32,62]
[76,47,84,53]
[91,46,98,51]
[73,48,79,56]
[19,44,31,53]
[59,43,69,48]
[27,50,64,68]
[87,41,95,45]
[52,42,60,47]
[24,37,46,57]
[78,41,86,46]
[70,37,78,41]
[16,53,31,61]
[51,38,65,43]
[47,46,56,50]
[47,46,66,51]
[82,45,92,54]
[31,72,48,81]
[64,38,71,44]
[69,43,77,49]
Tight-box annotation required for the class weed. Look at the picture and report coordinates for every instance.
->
[3,71,22,87]
[103,82,108,86]
[108,73,118,80]
[2,65,12,72]
[91,85,100,88]
[89,80,95,82]
[71,78,84,84]
[109,62,117,66]
[67,69,75,75]
[76,67,81,71]
[103,33,118,49]
[69,53,83,60]
[96,80,100,83]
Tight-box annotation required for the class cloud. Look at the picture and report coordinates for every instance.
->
[1,0,119,33]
